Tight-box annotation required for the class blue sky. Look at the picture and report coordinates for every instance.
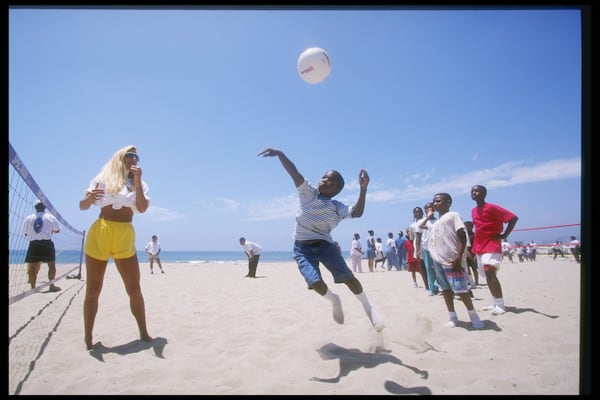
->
[9,7,583,251]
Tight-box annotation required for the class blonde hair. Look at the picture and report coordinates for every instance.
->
[94,145,137,195]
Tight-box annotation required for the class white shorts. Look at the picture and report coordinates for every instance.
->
[476,253,502,274]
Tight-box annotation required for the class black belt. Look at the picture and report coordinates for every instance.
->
[298,239,328,246]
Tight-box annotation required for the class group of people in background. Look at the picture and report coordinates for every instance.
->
[344,184,520,328]
[23,144,581,349]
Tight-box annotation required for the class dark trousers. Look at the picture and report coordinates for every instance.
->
[248,255,260,277]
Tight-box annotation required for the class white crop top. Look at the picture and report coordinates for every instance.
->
[85,178,150,213]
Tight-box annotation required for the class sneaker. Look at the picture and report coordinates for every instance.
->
[491,306,506,315]
[471,319,485,329]
[482,305,495,311]
[413,282,418,288]
[444,319,458,328]
[161,270,164,274]
[332,294,344,324]
[369,306,385,332]
[49,285,61,292]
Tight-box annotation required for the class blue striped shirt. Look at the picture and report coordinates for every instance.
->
[294,180,352,242]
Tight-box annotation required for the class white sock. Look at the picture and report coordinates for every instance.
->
[355,291,371,313]
[323,288,338,303]
[448,311,458,321]
[324,289,344,324]
[467,309,480,321]
[494,298,505,309]
[356,291,385,331]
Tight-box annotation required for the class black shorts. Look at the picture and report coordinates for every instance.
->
[25,240,56,263]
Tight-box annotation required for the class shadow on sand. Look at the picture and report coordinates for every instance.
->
[88,336,167,362]
[310,342,430,394]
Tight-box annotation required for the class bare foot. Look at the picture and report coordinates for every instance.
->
[140,334,153,342]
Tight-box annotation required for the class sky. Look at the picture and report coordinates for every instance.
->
[8,6,585,252]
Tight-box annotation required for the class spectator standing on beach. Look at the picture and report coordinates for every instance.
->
[79,145,152,350]
[145,235,164,274]
[471,184,518,316]
[411,206,430,292]
[395,231,408,271]
[528,240,538,261]
[350,233,363,273]
[374,237,386,271]
[385,232,400,270]
[501,239,514,263]
[239,237,262,278]
[405,228,427,288]
[258,147,384,332]
[428,193,484,329]
[23,201,61,292]
[569,236,581,263]
[418,202,438,295]
[366,230,376,272]
[552,241,565,259]
[516,244,526,262]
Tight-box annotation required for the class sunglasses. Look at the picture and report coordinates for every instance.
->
[124,152,140,162]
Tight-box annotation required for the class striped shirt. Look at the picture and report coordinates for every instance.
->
[294,180,352,243]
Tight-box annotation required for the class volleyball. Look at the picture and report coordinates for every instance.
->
[297,47,331,84]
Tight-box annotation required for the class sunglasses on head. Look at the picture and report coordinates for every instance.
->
[124,152,139,161]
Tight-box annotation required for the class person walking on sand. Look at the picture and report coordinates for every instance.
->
[258,147,384,332]
[239,237,262,278]
[79,145,152,350]
[428,193,484,329]
[471,184,518,316]
[145,235,164,274]
[405,227,427,288]
[23,201,61,292]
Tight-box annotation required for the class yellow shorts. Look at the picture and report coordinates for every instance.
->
[84,218,137,261]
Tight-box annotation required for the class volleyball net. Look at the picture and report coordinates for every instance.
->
[8,141,88,395]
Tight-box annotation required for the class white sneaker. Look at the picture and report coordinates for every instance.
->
[413,282,418,288]
[482,305,495,311]
[332,294,344,324]
[369,307,385,332]
[471,319,485,329]
[444,319,458,328]
[491,306,506,315]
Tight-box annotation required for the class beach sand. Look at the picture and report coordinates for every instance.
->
[10,256,585,395]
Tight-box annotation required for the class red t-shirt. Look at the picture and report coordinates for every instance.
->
[471,202,516,254]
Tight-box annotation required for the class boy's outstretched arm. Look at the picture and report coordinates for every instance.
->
[351,169,369,218]
[258,148,304,188]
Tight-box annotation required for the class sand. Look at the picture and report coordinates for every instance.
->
[9,255,586,395]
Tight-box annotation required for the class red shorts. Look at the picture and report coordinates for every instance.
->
[407,260,421,272]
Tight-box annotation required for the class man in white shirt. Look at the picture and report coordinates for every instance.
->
[23,201,61,291]
[569,236,581,263]
[145,235,164,274]
[239,237,262,278]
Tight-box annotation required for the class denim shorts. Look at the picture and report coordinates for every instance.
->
[434,262,469,294]
[293,240,354,288]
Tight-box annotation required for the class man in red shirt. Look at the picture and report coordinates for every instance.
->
[471,185,519,316]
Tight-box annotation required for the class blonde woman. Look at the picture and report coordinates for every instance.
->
[79,145,152,350]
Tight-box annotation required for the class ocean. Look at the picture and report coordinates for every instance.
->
[9,249,298,265]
